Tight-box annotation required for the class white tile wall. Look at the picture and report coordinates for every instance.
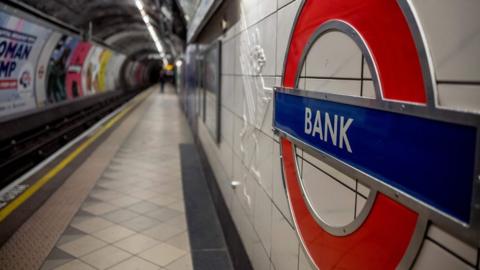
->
[355,196,367,218]
[219,140,233,180]
[305,31,362,79]
[301,160,356,227]
[272,141,293,224]
[260,92,274,138]
[298,248,315,270]
[412,0,480,113]
[251,239,271,270]
[222,75,235,109]
[278,0,296,9]
[233,155,256,220]
[253,180,273,255]
[195,1,479,269]
[232,114,243,157]
[411,0,480,82]
[276,0,302,76]
[271,205,299,270]
[221,107,235,146]
[302,152,356,190]
[413,240,474,270]
[238,0,277,30]
[437,83,480,112]
[304,78,361,96]
[238,14,278,76]
[222,39,235,75]
[252,132,274,197]
[427,225,477,265]
[362,80,376,98]
[234,76,245,116]
[363,58,372,79]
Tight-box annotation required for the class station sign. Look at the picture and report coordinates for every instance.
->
[278,0,480,268]
[274,88,477,223]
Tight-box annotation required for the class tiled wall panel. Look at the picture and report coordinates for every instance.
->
[194,0,479,269]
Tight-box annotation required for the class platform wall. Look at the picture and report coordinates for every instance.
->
[190,0,480,269]
[0,5,148,119]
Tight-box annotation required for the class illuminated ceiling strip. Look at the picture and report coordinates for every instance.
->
[135,0,164,56]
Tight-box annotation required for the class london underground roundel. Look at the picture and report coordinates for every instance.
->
[275,0,480,269]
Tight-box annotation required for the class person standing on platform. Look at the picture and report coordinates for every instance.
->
[159,69,165,93]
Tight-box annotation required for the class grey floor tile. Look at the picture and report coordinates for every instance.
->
[166,254,193,270]
[91,225,136,243]
[42,247,76,270]
[41,258,73,270]
[53,259,96,270]
[103,209,140,223]
[142,223,185,242]
[144,207,182,222]
[71,217,114,234]
[108,256,161,270]
[138,244,186,267]
[58,235,107,257]
[113,234,160,254]
[120,215,160,232]
[80,246,131,270]
[127,201,160,214]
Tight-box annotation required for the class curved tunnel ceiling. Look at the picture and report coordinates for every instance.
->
[12,0,187,60]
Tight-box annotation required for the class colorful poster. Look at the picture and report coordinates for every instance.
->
[81,46,95,96]
[97,49,112,92]
[65,41,91,98]
[34,32,61,107]
[134,63,144,87]
[105,53,126,91]
[82,46,103,95]
[0,11,51,117]
[123,61,136,88]
[45,35,79,104]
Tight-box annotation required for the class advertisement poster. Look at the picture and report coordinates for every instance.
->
[46,35,79,104]
[97,49,112,92]
[135,63,144,87]
[82,46,103,95]
[0,11,51,117]
[105,53,126,91]
[35,32,61,107]
[65,41,92,99]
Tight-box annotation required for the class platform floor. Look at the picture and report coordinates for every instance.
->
[0,86,208,270]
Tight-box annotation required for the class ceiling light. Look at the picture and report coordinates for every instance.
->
[135,0,164,56]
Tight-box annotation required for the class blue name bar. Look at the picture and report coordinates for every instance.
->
[274,90,477,223]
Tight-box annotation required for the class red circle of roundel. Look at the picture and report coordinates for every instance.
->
[281,0,427,269]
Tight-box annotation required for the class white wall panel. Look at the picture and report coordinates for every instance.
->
[301,159,356,227]
[427,225,477,265]
[193,0,480,269]
[437,83,480,112]
[412,0,480,82]
[271,205,299,270]
[413,240,474,270]
[304,78,361,96]
[221,75,235,111]
[298,249,315,270]
[222,39,235,75]
[276,0,301,76]
[305,31,362,79]
[272,141,293,225]
[253,180,273,256]
[252,132,274,198]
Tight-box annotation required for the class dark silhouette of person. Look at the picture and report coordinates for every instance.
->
[47,47,70,103]
[159,69,165,93]
[72,81,78,97]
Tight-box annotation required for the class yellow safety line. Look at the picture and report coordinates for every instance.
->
[0,91,151,222]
